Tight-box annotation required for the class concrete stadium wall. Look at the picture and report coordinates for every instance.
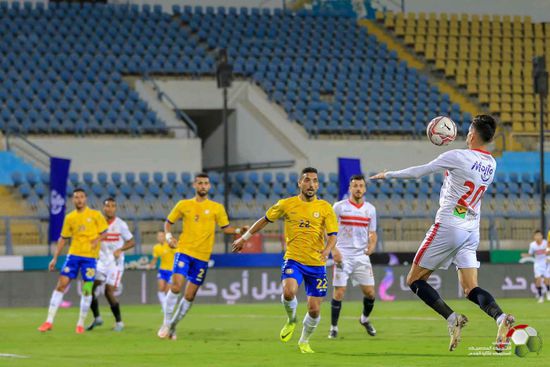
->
[156,79,461,173]
[28,137,202,174]
[0,264,539,307]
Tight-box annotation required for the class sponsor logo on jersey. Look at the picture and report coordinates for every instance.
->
[453,205,467,219]
[471,161,494,182]
[178,261,185,268]
[285,268,294,274]
[313,212,320,218]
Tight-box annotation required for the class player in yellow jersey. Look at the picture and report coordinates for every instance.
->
[232,167,339,354]
[149,231,177,312]
[38,188,109,334]
[157,173,247,339]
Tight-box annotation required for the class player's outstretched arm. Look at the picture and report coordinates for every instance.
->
[231,217,269,253]
[222,225,249,235]
[371,151,457,180]
[164,221,178,248]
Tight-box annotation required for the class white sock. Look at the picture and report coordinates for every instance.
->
[281,295,298,322]
[46,290,64,324]
[77,295,93,327]
[496,313,506,325]
[158,292,167,312]
[330,325,338,331]
[361,314,370,323]
[446,312,457,324]
[163,290,179,325]
[171,298,193,326]
[299,313,320,343]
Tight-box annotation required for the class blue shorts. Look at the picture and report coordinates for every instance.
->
[60,255,97,282]
[157,269,173,283]
[172,253,208,286]
[281,259,327,297]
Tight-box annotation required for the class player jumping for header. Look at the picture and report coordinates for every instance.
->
[371,115,514,352]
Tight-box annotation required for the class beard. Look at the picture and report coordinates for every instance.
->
[197,190,208,197]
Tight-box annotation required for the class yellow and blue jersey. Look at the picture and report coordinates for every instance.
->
[60,207,109,259]
[166,198,229,261]
[152,242,177,271]
[265,196,338,266]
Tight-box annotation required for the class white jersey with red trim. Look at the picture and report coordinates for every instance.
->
[529,240,548,266]
[98,217,133,267]
[386,149,496,232]
[333,199,377,257]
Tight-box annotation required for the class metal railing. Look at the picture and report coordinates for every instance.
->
[5,133,52,171]
[2,214,545,256]
[142,72,198,138]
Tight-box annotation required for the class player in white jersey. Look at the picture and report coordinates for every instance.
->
[371,115,514,352]
[521,230,550,303]
[87,198,134,331]
[328,174,378,339]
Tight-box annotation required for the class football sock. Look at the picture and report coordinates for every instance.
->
[281,295,297,322]
[410,280,454,319]
[331,299,342,327]
[110,303,122,323]
[163,290,179,325]
[362,297,375,318]
[158,291,167,312]
[536,286,543,297]
[77,295,93,327]
[467,287,504,320]
[90,295,100,319]
[171,298,193,325]
[547,284,550,292]
[46,290,64,323]
[299,313,320,343]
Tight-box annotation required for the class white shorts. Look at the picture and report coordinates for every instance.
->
[332,254,375,287]
[414,223,480,271]
[96,260,124,287]
[534,263,548,278]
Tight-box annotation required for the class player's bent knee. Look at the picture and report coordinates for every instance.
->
[82,281,94,295]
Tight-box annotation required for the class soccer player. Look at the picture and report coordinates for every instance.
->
[232,167,339,354]
[371,115,515,352]
[149,231,177,312]
[157,173,246,340]
[38,188,108,334]
[521,230,549,303]
[87,198,135,331]
[329,174,378,339]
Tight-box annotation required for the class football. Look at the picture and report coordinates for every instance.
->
[426,116,457,146]
[510,325,543,357]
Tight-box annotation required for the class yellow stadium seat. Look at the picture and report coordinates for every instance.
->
[478,93,490,104]
[524,122,536,132]
[499,93,509,103]
[376,11,385,22]
[425,35,436,44]
[467,83,479,95]
[534,23,544,38]
[500,112,512,122]
[395,25,405,37]
[456,74,467,86]
[404,34,415,45]
[501,84,512,94]
[435,58,446,71]
[512,122,523,131]
[489,102,500,112]
[406,12,417,27]
[384,11,395,28]
[425,45,436,61]
[416,25,427,35]
[418,12,427,22]
[414,42,426,53]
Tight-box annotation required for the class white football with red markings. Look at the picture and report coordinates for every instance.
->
[426,116,457,146]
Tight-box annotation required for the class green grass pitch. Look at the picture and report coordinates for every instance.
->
[1,298,547,367]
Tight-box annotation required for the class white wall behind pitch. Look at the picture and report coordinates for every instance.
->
[29,137,202,174]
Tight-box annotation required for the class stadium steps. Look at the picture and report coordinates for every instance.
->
[359,19,424,70]
[0,186,40,245]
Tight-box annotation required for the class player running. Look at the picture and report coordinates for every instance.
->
[232,167,339,354]
[329,174,378,339]
[87,198,135,331]
[149,231,177,312]
[157,173,246,340]
[371,115,514,352]
[521,230,549,303]
[38,188,108,334]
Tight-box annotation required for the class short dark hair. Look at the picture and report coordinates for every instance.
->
[301,167,318,175]
[349,174,365,183]
[194,172,209,180]
[534,229,542,235]
[103,197,116,205]
[73,188,86,196]
[471,114,496,143]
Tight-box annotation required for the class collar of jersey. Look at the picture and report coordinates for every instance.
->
[471,148,491,155]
